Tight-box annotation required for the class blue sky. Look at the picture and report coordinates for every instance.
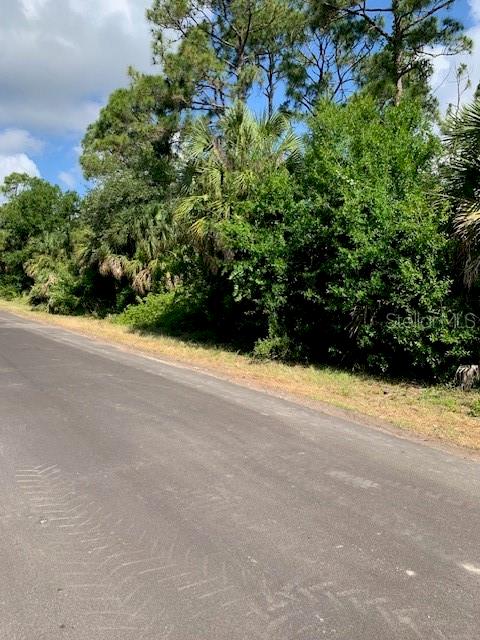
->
[1,0,479,195]
[0,0,156,194]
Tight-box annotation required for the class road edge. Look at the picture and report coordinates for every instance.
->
[1,303,479,462]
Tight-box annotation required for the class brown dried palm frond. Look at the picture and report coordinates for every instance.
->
[132,268,152,295]
[99,255,126,280]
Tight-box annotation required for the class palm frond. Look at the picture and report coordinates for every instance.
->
[444,97,480,285]
[174,194,208,221]
[176,101,302,256]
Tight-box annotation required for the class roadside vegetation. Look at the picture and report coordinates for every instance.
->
[2,0,480,447]
[2,296,480,451]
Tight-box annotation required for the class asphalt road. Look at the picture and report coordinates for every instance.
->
[0,310,479,640]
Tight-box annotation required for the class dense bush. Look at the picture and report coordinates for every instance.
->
[26,257,82,315]
[210,98,478,377]
[0,173,80,310]
[115,289,215,342]
[283,98,477,378]
[219,170,295,350]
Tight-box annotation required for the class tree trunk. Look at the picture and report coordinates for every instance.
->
[392,0,402,105]
[395,73,403,105]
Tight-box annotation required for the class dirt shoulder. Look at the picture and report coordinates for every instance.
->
[2,298,479,455]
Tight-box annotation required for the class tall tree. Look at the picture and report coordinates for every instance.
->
[319,0,471,106]
[282,0,378,112]
[0,173,79,303]
[79,71,179,302]
[81,70,177,183]
[147,0,303,115]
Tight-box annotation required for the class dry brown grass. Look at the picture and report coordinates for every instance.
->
[2,298,480,452]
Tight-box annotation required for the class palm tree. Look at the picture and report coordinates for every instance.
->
[79,168,179,296]
[176,102,301,248]
[83,204,178,295]
[444,98,480,285]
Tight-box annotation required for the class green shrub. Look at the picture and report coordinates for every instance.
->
[27,263,81,315]
[282,97,478,379]
[252,335,294,361]
[0,174,79,295]
[469,397,480,417]
[115,291,176,328]
[115,289,212,340]
[0,275,22,300]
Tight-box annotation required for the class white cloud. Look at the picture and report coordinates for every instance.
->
[1,1,155,135]
[58,143,86,191]
[471,0,480,21]
[58,169,77,189]
[0,129,44,155]
[69,0,133,29]
[21,0,49,20]
[0,153,40,184]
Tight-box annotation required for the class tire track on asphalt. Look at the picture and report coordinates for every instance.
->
[15,463,477,639]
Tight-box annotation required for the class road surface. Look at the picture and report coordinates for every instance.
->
[0,309,479,639]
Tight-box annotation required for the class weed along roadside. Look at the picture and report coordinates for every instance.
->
[2,298,479,453]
